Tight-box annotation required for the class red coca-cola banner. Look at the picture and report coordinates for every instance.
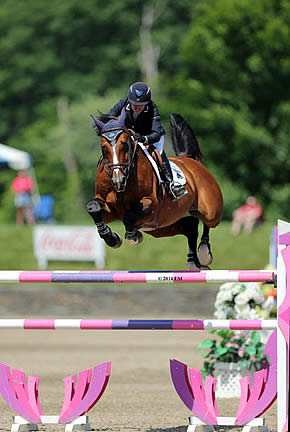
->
[33,225,105,268]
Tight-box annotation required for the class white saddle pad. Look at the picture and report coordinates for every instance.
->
[170,161,187,186]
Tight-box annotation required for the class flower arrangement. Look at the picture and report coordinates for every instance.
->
[199,282,275,376]
[214,282,275,320]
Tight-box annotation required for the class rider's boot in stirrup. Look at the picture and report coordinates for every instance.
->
[161,151,186,200]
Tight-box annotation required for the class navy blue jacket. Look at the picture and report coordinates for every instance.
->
[107,98,165,145]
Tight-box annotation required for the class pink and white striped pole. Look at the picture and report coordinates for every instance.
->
[0,270,276,284]
[0,319,277,330]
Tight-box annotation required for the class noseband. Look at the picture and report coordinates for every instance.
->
[101,127,137,191]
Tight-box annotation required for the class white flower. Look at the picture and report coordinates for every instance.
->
[231,283,244,295]
[216,290,233,303]
[219,282,236,292]
[214,309,227,319]
[245,284,264,303]
[225,306,235,317]
[262,296,275,312]
[235,292,251,306]
[248,308,260,319]
[214,280,273,321]
[235,304,251,319]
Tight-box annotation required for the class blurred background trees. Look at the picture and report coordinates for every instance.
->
[0,0,289,223]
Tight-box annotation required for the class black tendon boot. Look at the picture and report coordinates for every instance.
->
[161,151,186,199]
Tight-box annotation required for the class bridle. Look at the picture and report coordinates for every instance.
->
[101,126,138,192]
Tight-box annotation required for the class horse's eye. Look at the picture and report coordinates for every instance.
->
[102,146,107,157]
[123,141,129,152]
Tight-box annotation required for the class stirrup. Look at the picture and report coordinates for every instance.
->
[168,183,187,200]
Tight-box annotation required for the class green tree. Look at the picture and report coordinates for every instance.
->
[6,92,122,222]
[0,0,139,141]
[165,0,290,216]
[0,0,194,142]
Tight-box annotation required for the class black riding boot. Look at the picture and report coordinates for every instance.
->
[161,151,186,199]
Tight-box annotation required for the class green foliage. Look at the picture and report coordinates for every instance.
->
[1,0,289,219]
[0,170,15,223]
[0,0,195,141]
[205,163,249,221]
[165,0,290,210]
[265,184,290,221]
[0,0,141,140]
[199,329,267,376]
[5,92,123,223]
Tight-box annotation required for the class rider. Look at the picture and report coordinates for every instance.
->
[106,82,186,200]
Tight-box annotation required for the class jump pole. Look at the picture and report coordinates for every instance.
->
[0,319,277,330]
[0,219,288,431]
[0,270,276,283]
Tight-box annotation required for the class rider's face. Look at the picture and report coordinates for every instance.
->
[131,104,145,115]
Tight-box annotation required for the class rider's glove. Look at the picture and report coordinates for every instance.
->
[134,133,148,144]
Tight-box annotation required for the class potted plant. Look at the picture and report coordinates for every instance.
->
[199,329,267,376]
[198,282,275,397]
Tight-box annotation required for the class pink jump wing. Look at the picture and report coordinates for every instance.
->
[0,364,41,423]
[58,362,111,424]
[170,359,218,424]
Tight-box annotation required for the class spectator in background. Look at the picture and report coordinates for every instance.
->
[232,196,263,236]
[11,170,35,225]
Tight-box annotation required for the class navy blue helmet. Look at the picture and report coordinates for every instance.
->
[128,82,151,105]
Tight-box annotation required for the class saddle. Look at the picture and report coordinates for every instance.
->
[147,145,164,178]
[138,143,186,191]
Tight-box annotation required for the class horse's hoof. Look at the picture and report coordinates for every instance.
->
[198,243,213,266]
[187,252,202,271]
[103,231,122,248]
[186,261,200,271]
[125,230,143,245]
[111,232,122,248]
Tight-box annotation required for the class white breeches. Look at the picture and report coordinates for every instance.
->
[153,135,164,154]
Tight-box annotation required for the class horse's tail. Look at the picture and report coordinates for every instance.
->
[169,113,203,163]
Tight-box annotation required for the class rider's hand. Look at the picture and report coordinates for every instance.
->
[133,133,148,144]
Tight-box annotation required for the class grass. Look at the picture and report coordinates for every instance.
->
[0,221,274,271]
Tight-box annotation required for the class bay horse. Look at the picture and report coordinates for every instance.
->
[87,109,223,270]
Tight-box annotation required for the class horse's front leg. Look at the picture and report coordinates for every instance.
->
[86,199,122,248]
[123,198,154,245]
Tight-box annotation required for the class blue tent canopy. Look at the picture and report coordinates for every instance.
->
[0,143,32,170]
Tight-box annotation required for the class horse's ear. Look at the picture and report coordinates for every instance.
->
[119,107,126,126]
[90,114,104,136]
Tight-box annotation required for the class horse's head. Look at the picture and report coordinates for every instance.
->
[91,108,136,192]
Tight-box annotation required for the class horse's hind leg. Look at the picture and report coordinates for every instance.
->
[181,216,203,270]
[198,224,213,266]
[148,216,203,270]
[86,199,122,248]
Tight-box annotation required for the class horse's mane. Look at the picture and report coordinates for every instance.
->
[94,111,121,135]
[169,113,203,163]
[97,112,117,123]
